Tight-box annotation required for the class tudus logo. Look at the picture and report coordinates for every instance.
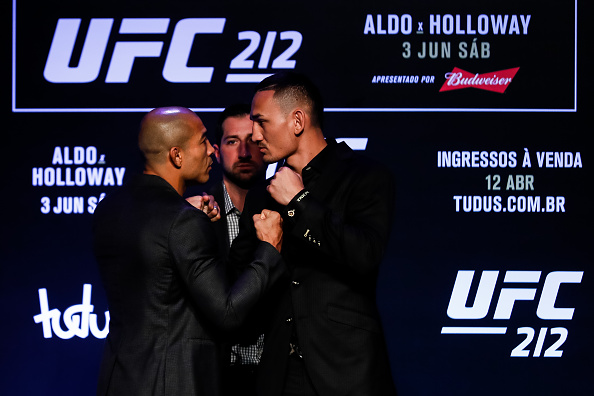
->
[33,284,110,339]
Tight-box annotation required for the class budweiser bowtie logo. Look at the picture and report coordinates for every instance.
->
[440,67,520,93]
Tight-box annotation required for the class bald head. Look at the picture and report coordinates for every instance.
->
[138,106,214,194]
[139,106,204,166]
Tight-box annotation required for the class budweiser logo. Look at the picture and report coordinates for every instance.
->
[440,67,520,93]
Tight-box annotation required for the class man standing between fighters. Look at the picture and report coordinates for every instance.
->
[207,103,268,396]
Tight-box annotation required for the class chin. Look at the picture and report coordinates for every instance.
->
[191,175,210,185]
[264,154,282,163]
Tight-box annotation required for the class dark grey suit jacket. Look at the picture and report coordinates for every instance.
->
[209,182,230,261]
[93,174,284,396]
[229,140,397,396]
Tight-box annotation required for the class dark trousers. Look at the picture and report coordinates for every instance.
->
[281,355,319,396]
[223,364,258,396]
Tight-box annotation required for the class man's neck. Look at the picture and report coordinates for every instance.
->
[223,179,249,212]
[144,168,185,195]
[285,131,327,175]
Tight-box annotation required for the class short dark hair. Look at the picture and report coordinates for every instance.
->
[215,103,252,144]
[255,71,324,129]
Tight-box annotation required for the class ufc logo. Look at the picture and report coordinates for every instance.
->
[447,270,583,320]
[44,18,226,83]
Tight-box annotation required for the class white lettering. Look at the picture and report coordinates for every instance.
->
[537,271,583,319]
[447,270,499,319]
[446,270,583,320]
[428,14,531,35]
[32,167,125,187]
[33,284,109,339]
[106,18,169,83]
[44,19,113,83]
[493,271,540,319]
[163,18,226,83]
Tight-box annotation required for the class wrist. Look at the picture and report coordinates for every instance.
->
[283,189,310,221]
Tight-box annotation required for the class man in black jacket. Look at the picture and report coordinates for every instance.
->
[93,106,285,396]
[230,72,397,395]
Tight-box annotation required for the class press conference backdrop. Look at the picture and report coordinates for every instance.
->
[4,0,592,394]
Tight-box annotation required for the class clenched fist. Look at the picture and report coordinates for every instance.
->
[267,167,304,206]
[186,193,221,222]
[253,209,283,252]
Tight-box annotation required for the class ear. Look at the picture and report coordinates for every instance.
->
[293,108,306,137]
[169,147,182,169]
[213,144,221,164]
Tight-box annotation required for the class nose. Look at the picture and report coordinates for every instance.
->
[206,139,215,156]
[238,140,252,159]
[251,124,263,143]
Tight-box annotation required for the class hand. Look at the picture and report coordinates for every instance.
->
[253,209,283,252]
[267,167,304,206]
[186,193,221,222]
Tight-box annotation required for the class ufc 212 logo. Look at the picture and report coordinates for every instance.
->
[442,270,584,358]
[44,18,302,83]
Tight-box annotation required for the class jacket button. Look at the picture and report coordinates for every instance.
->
[286,317,293,323]
[291,280,300,286]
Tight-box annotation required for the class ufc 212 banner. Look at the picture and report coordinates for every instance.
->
[13,0,576,112]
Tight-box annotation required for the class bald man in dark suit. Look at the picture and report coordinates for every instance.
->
[93,106,285,396]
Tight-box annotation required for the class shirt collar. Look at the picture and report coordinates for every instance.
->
[222,182,240,216]
[301,138,337,186]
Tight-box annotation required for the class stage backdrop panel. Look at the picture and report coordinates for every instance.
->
[4,0,592,395]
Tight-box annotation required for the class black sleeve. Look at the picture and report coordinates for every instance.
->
[169,206,285,331]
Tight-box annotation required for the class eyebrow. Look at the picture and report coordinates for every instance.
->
[250,113,263,121]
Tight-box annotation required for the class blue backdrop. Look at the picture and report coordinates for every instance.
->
[4,0,592,394]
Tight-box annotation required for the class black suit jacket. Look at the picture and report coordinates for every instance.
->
[209,182,230,259]
[229,141,397,396]
[93,174,285,396]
